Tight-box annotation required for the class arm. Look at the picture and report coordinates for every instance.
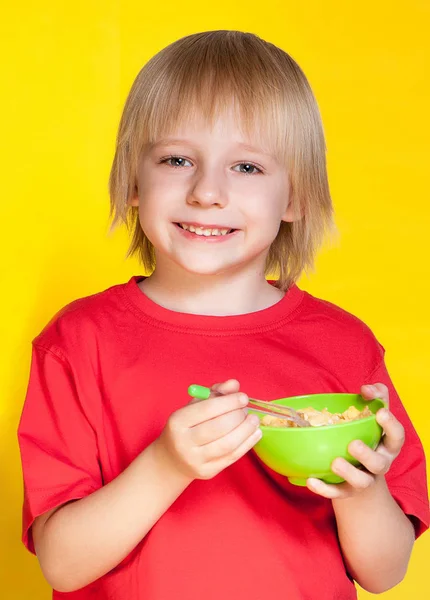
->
[33,440,191,593]
[33,380,260,593]
[307,383,417,594]
[332,475,415,592]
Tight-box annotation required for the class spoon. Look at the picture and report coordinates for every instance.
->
[188,384,310,427]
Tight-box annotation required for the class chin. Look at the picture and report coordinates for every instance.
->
[175,257,242,277]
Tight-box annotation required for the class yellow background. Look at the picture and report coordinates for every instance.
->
[1,1,429,598]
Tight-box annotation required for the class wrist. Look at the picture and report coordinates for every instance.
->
[332,474,389,511]
[149,437,195,489]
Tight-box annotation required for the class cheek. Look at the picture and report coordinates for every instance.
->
[137,179,169,223]
[136,191,162,239]
[243,177,288,214]
[244,194,286,231]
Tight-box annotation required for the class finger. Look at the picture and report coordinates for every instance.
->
[201,414,261,461]
[376,409,405,456]
[348,440,390,475]
[200,427,263,479]
[360,383,389,407]
[191,408,248,446]
[180,392,249,427]
[330,457,375,490]
[210,379,241,397]
[306,478,352,499]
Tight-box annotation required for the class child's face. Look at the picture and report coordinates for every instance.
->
[132,108,296,278]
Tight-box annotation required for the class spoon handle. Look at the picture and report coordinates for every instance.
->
[187,385,310,427]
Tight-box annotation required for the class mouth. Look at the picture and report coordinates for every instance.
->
[174,222,237,237]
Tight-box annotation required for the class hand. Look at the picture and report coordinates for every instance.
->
[155,379,262,481]
[307,383,405,499]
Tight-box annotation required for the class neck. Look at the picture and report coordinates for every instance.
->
[139,258,285,317]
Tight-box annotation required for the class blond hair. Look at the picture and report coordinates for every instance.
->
[109,30,334,290]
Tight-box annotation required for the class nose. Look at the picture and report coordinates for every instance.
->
[186,168,227,209]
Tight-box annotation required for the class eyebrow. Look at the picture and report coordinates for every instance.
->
[235,142,273,156]
[150,138,274,158]
[150,139,191,149]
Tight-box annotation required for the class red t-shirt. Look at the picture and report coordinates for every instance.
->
[18,276,429,599]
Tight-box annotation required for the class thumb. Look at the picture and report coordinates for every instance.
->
[210,379,241,397]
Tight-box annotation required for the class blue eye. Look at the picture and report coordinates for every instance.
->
[232,163,262,175]
[161,156,193,168]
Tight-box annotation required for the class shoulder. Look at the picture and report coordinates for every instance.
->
[295,288,385,374]
[301,290,377,337]
[33,278,132,357]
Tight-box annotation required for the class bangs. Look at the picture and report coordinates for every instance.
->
[144,81,286,163]
[122,31,320,171]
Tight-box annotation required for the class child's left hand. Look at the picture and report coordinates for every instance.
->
[307,383,405,499]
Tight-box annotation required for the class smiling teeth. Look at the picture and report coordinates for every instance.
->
[180,224,230,236]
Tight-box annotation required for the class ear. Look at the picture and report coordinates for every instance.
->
[280,178,302,223]
[281,194,302,223]
[281,203,299,223]
[128,187,139,207]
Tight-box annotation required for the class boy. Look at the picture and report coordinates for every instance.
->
[18,30,429,599]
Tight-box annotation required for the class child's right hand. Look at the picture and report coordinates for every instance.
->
[155,379,262,481]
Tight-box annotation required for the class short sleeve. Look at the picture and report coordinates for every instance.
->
[18,344,103,553]
[368,357,429,538]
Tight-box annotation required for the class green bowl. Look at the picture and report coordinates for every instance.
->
[251,393,385,486]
